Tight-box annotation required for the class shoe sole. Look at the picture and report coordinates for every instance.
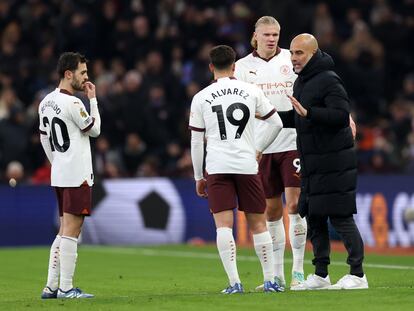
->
[290,285,332,291]
[329,285,369,290]
[57,296,94,299]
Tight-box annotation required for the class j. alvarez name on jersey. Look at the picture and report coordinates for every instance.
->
[204,87,250,105]
[189,76,278,175]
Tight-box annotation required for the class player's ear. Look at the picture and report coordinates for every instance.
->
[231,63,235,72]
[64,70,73,80]
[208,63,214,73]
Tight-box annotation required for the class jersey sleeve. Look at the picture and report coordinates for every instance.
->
[68,97,95,132]
[188,95,205,132]
[39,117,47,135]
[255,88,276,119]
[38,105,47,135]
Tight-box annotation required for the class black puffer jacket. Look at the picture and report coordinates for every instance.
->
[293,50,357,217]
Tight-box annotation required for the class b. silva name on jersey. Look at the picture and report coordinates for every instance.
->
[204,88,249,105]
[40,100,61,115]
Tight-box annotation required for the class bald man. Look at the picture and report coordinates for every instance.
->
[279,33,368,290]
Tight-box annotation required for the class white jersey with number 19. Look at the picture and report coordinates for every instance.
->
[39,88,95,187]
[189,77,275,175]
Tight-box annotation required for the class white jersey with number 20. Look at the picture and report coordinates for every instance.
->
[39,88,95,187]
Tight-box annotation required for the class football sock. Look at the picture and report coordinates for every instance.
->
[253,231,274,282]
[289,213,307,274]
[46,235,61,290]
[59,236,78,292]
[267,219,285,282]
[315,272,328,278]
[216,227,241,286]
[315,263,328,278]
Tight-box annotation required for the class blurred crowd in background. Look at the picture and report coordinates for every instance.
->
[0,0,413,184]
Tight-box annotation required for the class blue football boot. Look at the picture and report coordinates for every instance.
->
[263,280,285,293]
[221,283,244,294]
[57,287,94,299]
[41,286,58,299]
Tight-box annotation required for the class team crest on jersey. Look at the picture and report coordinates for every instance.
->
[280,65,290,75]
[80,108,87,118]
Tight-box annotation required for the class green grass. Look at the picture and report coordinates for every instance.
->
[0,245,413,310]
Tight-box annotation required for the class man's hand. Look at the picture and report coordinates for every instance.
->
[255,112,264,120]
[84,81,96,99]
[349,115,356,140]
[196,179,208,198]
[287,95,307,117]
[256,151,263,163]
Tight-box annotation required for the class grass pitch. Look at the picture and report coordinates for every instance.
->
[0,245,413,310]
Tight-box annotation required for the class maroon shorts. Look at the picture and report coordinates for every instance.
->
[206,174,266,214]
[54,184,92,217]
[259,150,301,198]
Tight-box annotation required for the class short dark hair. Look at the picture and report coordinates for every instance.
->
[209,45,236,70]
[57,52,88,79]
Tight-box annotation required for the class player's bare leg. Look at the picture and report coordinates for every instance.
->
[246,213,283,292]
[285,187,307,288]
[213,211,243,294]
[265,196,286,288]
[41,217,63,299]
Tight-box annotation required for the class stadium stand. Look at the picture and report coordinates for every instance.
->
[0,0,413,182]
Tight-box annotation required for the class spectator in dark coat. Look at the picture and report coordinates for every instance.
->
[281,33,368,291]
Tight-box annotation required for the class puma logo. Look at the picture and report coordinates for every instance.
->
[249,70,257,75]
[293,173,300,179]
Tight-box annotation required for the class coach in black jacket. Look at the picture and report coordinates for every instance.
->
[282,34,368,290]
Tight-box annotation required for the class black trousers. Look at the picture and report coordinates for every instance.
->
[307,215,364,276]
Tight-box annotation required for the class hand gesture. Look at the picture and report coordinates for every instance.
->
[84,81,96,99]
[349,115,356,140]
[287,95,307,117]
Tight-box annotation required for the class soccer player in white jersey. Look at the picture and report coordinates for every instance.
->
[39,52,101,299]
[190,45,285,294]
[234,16,308,290]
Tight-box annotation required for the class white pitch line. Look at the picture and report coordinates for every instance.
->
[86,247,414,271]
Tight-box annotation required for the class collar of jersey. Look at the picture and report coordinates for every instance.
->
[210,76,237,84]
[58,88,73,96]
[252,47,281,62]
